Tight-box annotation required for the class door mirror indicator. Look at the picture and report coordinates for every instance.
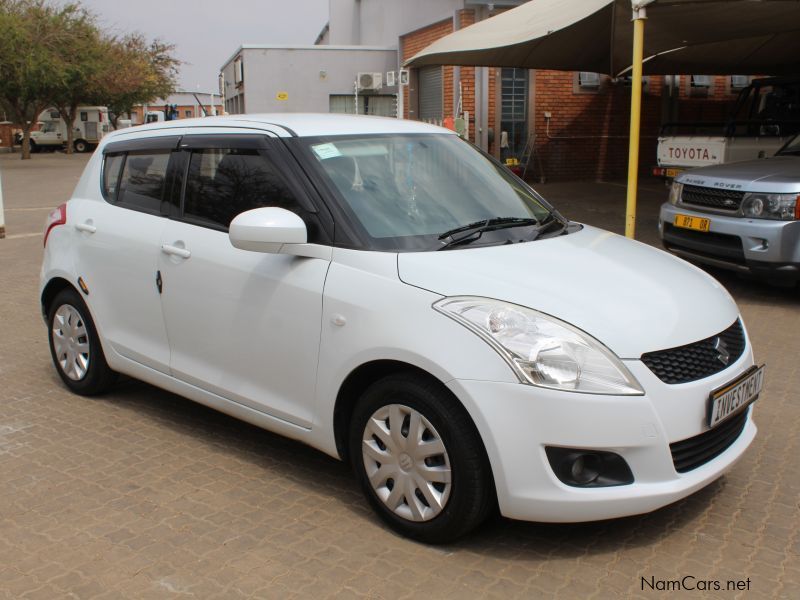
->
[228,207,307,253]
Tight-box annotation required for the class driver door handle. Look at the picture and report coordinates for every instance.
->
[161,244,191,259]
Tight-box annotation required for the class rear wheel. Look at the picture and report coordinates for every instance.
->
[47,288,117,395]
[73,139,88,153]
[349,373,494,543]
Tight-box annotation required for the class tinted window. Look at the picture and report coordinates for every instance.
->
[117,151,170,213]
[102,153,125,201]
[184,148,302,228]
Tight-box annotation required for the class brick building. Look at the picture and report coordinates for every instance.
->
[129,92,223,125]
[400,6,749,181]
[221,0,750,181]
[0,122,13,151]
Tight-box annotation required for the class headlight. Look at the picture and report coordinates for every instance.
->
[741,192,799,220]
[434,297,644,395]
[668,181,683,205]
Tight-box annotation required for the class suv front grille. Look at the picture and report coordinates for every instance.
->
[681,185,745,211]
[670,409,749,473]
[641,320,746,384]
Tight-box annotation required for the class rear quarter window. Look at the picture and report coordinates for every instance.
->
[102,153,125,201]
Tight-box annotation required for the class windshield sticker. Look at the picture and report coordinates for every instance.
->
[311,143,342,160]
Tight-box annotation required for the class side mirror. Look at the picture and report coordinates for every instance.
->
[229,207,307,253]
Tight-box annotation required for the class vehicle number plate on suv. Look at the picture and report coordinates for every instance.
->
[708,365,765,428]
[674,214,710,232]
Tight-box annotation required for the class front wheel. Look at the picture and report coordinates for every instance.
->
[47,288,117,395]
[349,373,494,543]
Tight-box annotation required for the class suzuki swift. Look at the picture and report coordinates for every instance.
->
[41,114,764,543]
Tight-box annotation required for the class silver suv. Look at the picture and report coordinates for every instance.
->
[660,134,800,285]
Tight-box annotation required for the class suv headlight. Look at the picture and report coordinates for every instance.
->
[741,192,799,220]
[434,297,644,395]
[668,181,683,205]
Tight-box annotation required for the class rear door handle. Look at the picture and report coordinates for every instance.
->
[161,244,191,259]
[75,221,96,234]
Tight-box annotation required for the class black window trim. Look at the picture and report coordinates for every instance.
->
[103,135,182,155]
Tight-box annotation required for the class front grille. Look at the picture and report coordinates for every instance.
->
[681,185,745,211]
[670,409,748,473]
[641,320,746,384]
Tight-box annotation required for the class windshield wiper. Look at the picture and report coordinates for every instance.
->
[437,217,539,250]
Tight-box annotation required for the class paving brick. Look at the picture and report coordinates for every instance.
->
[1,153,798,599]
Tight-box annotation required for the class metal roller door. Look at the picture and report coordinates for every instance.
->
[419,66,443,121]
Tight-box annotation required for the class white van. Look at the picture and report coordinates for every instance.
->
[30,107,111,153]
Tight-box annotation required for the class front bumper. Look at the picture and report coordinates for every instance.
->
[659,203,800,282]
[448,347,757,523]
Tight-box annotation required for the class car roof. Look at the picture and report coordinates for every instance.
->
[107,113,455,139]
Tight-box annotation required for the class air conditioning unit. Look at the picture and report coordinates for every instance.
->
[578,72,600,88]
[358,72,383,91]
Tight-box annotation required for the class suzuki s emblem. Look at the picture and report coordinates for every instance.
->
[713,337,731,366]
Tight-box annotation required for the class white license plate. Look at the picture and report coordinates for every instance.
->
[708,365,765,428]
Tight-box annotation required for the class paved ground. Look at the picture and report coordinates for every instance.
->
[1,151,798,599]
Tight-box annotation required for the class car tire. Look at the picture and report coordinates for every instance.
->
[47,288,117,395]
[29,140,38,153]
[349,372,494,544]
[73,140,88,153]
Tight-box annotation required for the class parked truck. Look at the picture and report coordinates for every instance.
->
[653,77,800,180]
[27,106,110,153]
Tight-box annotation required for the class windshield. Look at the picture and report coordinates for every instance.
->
[777,133,800,156]
[298,133,557,251]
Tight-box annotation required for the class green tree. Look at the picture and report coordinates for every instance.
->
[49,4,104,154]
[0,0,74,159]
[0,0,179,158]
[95,34,180,129]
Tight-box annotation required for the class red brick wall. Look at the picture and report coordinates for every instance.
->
[531,71,659,181]
[530,73,740,181]
[402,13,742,180]
[401,18,454,121]
[0,123,12,148]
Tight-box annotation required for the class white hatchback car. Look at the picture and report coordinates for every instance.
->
[41,114,764,543]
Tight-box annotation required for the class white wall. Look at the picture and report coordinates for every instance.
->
[329,0,461,47]
[224,47,397,114]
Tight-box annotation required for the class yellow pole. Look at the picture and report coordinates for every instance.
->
[625,6,647,239]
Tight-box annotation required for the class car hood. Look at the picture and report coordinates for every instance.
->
[678,156,800,193]
[397,225,738,359]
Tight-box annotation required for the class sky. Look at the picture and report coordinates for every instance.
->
[75,0,330,93]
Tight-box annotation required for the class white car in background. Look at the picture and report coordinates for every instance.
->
[41,114,764,543]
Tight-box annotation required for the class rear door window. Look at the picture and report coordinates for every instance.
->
[117,151,171,213]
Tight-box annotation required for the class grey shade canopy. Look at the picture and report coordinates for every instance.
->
[405,0,800,76]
